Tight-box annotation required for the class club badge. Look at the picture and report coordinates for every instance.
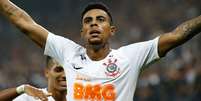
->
[103,58,120,77]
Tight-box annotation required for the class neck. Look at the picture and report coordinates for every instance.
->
[48,87,67,101]
[86,43,111,61]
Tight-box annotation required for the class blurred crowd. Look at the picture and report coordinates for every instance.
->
[0,0,200,101]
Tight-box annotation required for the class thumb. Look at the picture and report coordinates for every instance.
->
[46,92,52,97]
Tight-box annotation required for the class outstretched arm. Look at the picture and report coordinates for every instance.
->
[0,84,52,101]
[0,0,48,48]
[0,87,18,101]
[158,15,201,57]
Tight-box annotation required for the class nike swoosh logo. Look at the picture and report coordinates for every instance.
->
[73,66,83,70]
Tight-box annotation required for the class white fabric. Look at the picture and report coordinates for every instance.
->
[13,88,55,101]
[44,32,160,101]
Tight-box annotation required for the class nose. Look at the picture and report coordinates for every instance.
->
[90,20,98,27]
[61,72,66,80]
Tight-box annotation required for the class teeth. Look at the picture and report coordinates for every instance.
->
[60,81,67,86]
[90,30,100,34]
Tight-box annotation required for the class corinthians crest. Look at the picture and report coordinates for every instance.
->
[103,58,120,77]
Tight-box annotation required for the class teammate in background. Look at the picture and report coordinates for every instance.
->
[0,56,67,101]
[0,0,201,101]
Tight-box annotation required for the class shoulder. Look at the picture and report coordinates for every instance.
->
[119,37,159,51]
[47,32,82,49]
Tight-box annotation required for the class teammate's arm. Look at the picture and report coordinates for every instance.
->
[0,0,48,48]
[0,84,52,101]
[158,15,201,57]
[0,87,18,101]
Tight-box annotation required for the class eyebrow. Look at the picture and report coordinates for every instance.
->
[56,65,63,68]
[84,15,106,21]
[84,17,92,21]
[96,15,105,19]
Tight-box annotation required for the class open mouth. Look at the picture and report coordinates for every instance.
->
[59,80,67,87]
[89,30,101,37]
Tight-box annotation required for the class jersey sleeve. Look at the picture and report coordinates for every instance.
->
[13,88,53,101]
[44,32,79,65]
[12,94,30,101]
[119,37,160,70]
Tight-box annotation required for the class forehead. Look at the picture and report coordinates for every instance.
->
[51,64,62,68]
[48,60,61,69]
[83,9,109,19]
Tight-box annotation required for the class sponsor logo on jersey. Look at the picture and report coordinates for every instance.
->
[73,82,116,100]
[76,74,92,81]
[103,58,120,77]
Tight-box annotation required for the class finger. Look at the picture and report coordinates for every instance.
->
[40,94,49,101]
[34,92,48,101]
[34,97,39,100]
[39,97,48,101]
[37,95,48,101]
[46,92,52,97]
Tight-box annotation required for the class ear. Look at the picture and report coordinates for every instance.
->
[80,29,84,38]
[110,26,117,36]
[44,68,49,78]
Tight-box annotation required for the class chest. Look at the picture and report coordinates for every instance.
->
[66,51,131,83]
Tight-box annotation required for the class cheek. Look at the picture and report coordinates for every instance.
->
[81,32,88,41]
[50,74,59,80]
[81,28,88,37]
[82,24,89,32]
[102,24,111,32]
[103,27,112,37]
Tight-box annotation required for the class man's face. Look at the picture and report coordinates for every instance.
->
[46,63,67,92]
[81,9,116,45]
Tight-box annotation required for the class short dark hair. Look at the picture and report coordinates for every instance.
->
[46,56,57,69]
[81,2,113,24]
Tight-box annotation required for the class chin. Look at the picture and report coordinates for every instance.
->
[89,42,102,45]
[88,39,102,45]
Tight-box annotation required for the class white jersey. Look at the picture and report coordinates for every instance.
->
[44,32,160,101]
[13,88,55,101]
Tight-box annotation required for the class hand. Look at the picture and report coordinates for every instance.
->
[24,84,52,101]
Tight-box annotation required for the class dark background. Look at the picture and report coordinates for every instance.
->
[0,0,201,100]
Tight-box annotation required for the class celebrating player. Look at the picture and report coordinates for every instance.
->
[0,0,200,100]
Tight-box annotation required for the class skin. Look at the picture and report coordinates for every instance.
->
[0,0,48,48]
[0,0,200,59]
[0,1,201,100]
[0,59,67,101]
[45,60,67,101]
[159,16,201,57]
[81,9,116,61]
[0,85,52,101]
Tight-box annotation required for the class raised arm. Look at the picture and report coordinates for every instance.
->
[158,15,201,57]
[0,0,48,48]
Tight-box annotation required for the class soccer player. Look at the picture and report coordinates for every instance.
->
[0,0,200,101]
[0,56,67,101]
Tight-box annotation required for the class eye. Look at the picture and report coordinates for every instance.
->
[97,16,105,22]
[84,17,92,24]
[54,66,64,73]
